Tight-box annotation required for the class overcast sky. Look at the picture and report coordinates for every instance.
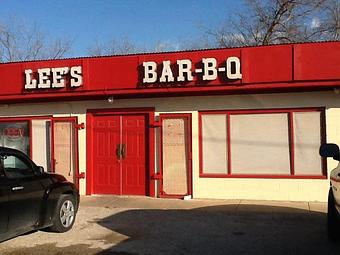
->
[0,0,243,56]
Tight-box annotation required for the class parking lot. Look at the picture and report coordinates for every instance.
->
[0,196,339,255]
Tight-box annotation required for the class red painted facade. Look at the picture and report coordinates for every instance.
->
[0,42,335,200]
[0,42,339,103]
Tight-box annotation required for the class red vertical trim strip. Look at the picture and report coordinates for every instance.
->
[86,113,93,195]
[28,120,33,158]
[227,114,231,175]
[187,114,193,196]
[159,115,164,196]
[320,109,327,176]
[50,118,55,173]
[148,111,156,197]
[289,112,295,175]
[76,118,81,189]
[72,117,80,189]
[198,112,203,176]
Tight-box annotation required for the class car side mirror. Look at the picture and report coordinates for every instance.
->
[319,143,340,161]
[37,166,45,174]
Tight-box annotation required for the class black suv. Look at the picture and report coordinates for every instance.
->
[0,147,79,242]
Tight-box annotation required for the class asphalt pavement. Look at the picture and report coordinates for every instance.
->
[0,196,339,255]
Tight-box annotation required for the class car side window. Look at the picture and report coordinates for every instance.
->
[1,154,35,179]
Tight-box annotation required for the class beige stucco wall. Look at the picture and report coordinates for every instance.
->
[2,91,340,201]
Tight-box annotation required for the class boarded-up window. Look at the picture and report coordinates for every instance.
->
[293,112,322,175]
[230,113,290,174]
[200,109,324,177]
[54,121,75,183]
[32,119,51,172]
[162,118,189,195]
[202,114,227,174]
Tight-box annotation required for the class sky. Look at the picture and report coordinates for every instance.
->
[0,0,243,57]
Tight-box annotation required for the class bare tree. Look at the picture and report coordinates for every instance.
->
[0,18,72,63]
[205,0,330,47]
[87,37,137,56]
[87,37,188,56]
[322,0,340,40]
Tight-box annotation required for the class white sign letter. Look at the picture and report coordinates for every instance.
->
[70,66,83,87]
[226,57,242,79]
[202,58,217,81]
[177,59,193,82]
[143,62,157,83]
[24,69,37,89]
[160,60,174,82]
[38,68,51,88]
[52,67,69,88]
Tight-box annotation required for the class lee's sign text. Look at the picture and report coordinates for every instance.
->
[142,57,242,84]
[25,66,83,89]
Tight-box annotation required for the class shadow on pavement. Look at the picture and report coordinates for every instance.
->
[94,204,340,255]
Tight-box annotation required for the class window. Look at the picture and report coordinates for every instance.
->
[161,116,190,196]
[200,108,325,178]
[0,122,29,155]
[1,154,34,179]
[32,119,52,172]
[230,113,290,175]
[202,114,227,174]
[0,117,77,179]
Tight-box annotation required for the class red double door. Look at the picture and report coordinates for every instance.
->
[92,114,147,195]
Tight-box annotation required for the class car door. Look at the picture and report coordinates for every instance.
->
[0,168,10,239]
[1,152,45,233]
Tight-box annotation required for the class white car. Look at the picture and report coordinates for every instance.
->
[319,143,340,239]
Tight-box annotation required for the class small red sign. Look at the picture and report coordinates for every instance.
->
[4,127,25,138]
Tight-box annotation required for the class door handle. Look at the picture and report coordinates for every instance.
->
[116,144,122,160]
[121,144,126,159]
[12,186,24,191]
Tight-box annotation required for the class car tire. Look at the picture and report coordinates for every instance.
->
[50,194,77,233]
[327,188,339,240]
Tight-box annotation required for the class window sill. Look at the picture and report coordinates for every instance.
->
[199,174,327,179]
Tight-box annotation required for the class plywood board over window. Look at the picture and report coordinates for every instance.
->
[54,121,74,183]
[162,118,188,195]
[230,113,290,175]
[32,119,51,172]
[293,112,322,175]
[160,114,192,198]
[202,114,227,174]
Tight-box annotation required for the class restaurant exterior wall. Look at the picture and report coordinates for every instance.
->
[0,90,339,201]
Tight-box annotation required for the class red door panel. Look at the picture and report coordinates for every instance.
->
[122,115,146,195]
[93,115,121,194]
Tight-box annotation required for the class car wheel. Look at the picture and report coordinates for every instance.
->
[50,194,77,233]
[328,188,339,240]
